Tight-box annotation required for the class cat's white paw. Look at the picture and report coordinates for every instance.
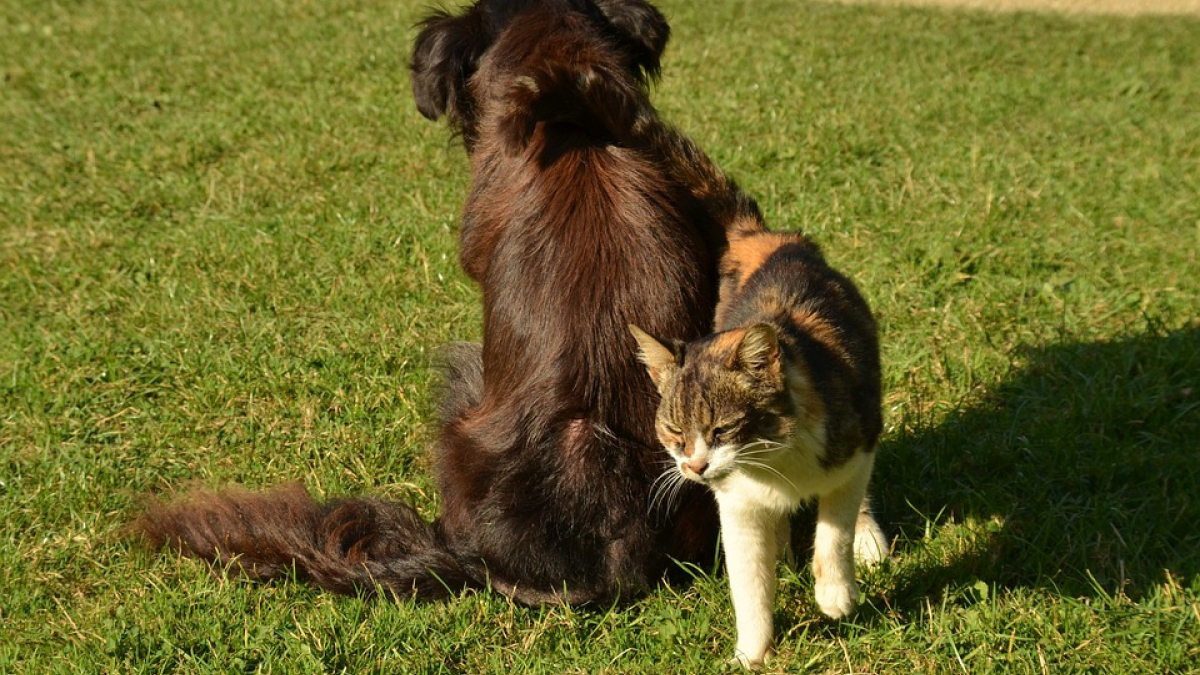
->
[853,523,889,566]
[729,645,774,670]
[854,507,889,566]
[815,579,858,619]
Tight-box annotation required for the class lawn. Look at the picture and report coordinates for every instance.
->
[2,0,1198,672]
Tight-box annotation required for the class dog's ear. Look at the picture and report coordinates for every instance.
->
[410,10,488,124]
[592,0,671,79]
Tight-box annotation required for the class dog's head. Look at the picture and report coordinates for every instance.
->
[410,0,670,149]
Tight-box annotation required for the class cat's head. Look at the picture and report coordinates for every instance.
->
[629,324,794,486]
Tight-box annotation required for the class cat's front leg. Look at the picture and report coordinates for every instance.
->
[717,495,779,668]
[813,454,875,619]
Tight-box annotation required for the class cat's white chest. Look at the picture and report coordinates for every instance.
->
[712,431,868,515]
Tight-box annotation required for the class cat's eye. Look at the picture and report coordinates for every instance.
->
[712,422,740,440]
[662,422,683,436]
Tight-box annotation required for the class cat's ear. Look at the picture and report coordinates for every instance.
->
[629,324,680,391]
[736,324,781,379]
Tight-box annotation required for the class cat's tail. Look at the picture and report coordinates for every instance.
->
[133,343,488,600]
[134,483,482,599]
[495,38,654,151]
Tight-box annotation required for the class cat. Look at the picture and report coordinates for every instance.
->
[630,226,888,667]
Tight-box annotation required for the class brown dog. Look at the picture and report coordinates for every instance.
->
[137,0,765,605]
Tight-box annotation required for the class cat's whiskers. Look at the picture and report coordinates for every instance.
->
[668,472,692,511]
[588,425,687,517]
[735,458,799,493]
[649,463,688,518]
[735,439,785,460]
[649,466,674,500]
[654,479,690,521]
[648,465,674,510]
[736,446,781,458]
[595,424,690,517]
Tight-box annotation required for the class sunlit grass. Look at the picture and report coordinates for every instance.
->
[2,0,1198,672]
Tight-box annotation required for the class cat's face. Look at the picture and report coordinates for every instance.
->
[630,324,792,486]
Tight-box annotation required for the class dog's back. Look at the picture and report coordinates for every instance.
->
[430,1,765,600]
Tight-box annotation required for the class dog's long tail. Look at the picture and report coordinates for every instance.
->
[135,483,482,599]
[133,344,487,600]
[496,41,654,151]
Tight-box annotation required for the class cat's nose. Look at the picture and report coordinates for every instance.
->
[685,458,709,475]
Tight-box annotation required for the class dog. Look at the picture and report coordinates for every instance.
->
[137,0,766,605]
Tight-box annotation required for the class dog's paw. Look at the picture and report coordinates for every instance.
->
[815,579,858,619]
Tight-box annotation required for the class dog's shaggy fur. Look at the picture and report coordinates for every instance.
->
[136,0,765,604]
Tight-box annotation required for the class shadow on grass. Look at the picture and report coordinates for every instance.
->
[874,324,1200,608]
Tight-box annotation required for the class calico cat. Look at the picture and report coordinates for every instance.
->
[630,228,887,667]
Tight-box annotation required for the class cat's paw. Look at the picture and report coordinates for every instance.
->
[853,523,889,566]
[815,579,859,619]
[729,645,774,670]
[854,510,890,566]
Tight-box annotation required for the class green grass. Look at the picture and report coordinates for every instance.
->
[2,0,1198,672]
